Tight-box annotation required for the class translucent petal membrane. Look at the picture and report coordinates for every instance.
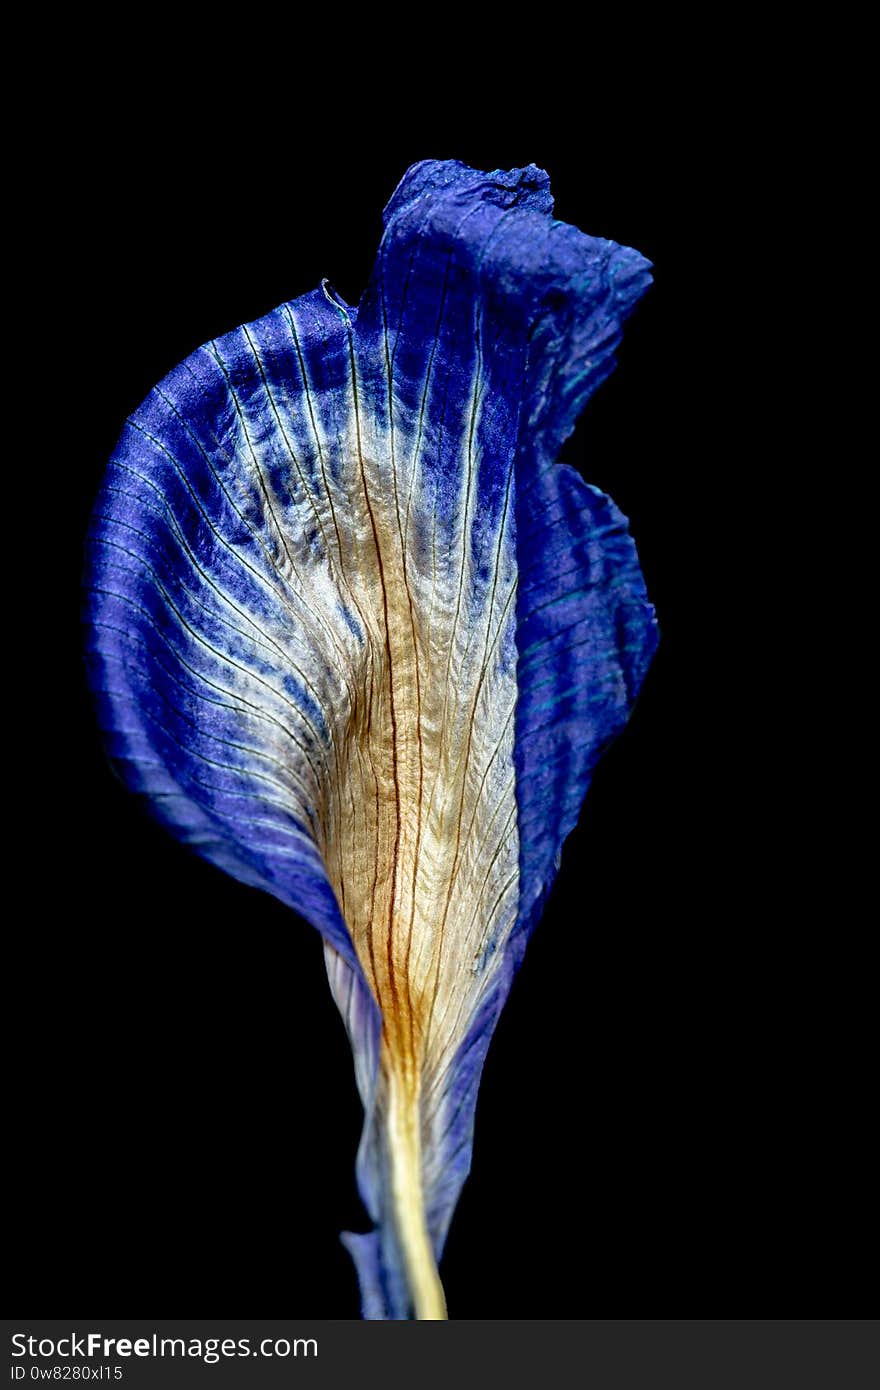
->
[85,160,658,1318]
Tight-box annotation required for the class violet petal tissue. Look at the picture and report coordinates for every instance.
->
[85,159,657,1318]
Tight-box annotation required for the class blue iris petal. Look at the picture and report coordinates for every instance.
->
[86,159,656,1319]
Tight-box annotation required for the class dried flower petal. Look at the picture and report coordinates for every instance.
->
[86,160,657,1318]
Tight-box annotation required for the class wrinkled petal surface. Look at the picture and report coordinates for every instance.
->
[86,160,657,1319]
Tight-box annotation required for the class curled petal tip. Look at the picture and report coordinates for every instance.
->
[608,243,654,310]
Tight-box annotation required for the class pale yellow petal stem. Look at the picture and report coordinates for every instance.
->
[386,1067,448,1320]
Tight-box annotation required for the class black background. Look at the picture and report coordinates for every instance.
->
[10,72,866,1319]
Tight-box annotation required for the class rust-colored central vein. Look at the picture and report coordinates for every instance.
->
[344,327,408,1066]
[278,307,519,1319]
